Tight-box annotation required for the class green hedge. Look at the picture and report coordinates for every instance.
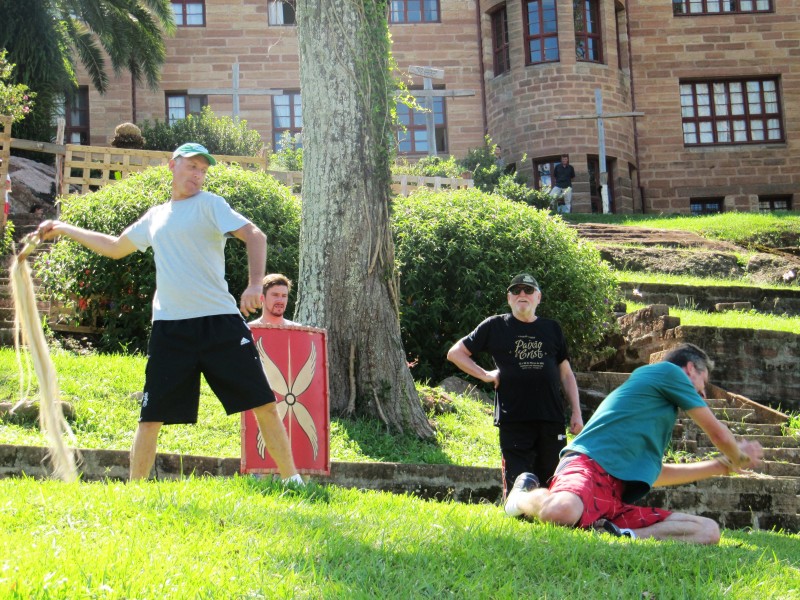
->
[38,165,300,352]
[392,188,620,381]
[39,171,618,377]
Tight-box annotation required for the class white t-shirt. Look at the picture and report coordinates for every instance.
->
[123,191,249,320]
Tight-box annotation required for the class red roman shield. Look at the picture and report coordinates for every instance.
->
[241,324,331,475]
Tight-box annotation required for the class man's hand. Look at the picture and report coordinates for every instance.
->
[733,440,764,471]
[484,368,500,389]
[36,219,65,241]
[240,284,263,317]
[569,413,584,435]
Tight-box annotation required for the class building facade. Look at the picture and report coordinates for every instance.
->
[72,0,798,214]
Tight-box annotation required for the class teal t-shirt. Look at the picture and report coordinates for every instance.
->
[564,361,707,502]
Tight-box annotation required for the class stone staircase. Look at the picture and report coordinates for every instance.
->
[658,383,799,531]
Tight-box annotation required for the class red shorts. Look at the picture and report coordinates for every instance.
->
[549,453,671,530]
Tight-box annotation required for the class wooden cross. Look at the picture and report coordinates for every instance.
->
[407,66,475,156]
[188,62,283,118]
[555,89,643,213]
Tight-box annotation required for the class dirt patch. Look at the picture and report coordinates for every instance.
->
[571,224,800,286]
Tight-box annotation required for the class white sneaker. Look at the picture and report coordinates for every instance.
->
[504,472,540,517]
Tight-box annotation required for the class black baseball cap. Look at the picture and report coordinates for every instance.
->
[507,273,540,291]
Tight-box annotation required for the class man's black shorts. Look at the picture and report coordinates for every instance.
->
[140,314,275,424]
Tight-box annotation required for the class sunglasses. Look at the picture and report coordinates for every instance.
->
[509,285,538,295]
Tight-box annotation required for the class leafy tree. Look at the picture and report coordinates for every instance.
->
[295,0,433,438]
[0,0,174,141]
[0,51,36,123]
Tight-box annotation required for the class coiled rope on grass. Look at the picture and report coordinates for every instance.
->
[10,233,78,482]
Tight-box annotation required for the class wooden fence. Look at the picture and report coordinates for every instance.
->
[61,144,268,196]
[391,173,473,196]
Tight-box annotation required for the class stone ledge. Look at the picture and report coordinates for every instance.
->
[2,445,797,532]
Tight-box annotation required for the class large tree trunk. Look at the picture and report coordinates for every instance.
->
[295,1,433,438]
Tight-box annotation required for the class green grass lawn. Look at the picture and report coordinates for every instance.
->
[614,269,798,291]
[625,301,800,335]
[1,477,798,599]
[0,348,500,467]
[564,211,800,248]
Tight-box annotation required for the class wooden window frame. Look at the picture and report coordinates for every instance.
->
[389,0,441,24]
[490,5,511,76]
[171,0,205,27]
[272,92,303,149]
[690,197,724,215]
[524,0,560,65]
[66,87,90,146]
[165,92,207,125]
[396,92,448,155]
[680,77,785,146]
[574,0,603,64]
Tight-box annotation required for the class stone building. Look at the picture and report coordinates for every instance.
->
[70,0,798,214]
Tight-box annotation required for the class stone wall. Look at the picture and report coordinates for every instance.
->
[619,282,800,317]
[614,305,800,412]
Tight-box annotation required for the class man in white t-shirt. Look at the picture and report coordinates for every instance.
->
[37,143,302,484]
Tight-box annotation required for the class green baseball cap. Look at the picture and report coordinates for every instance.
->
[172,142,216,166]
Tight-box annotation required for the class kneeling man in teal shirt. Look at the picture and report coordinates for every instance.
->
[504,343,764,544]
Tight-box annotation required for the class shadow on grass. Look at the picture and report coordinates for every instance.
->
[332,415,454,465]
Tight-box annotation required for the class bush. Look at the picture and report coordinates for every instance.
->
[269,131,303,171]
[37,165,301,352]
[1,219,14,255]
[393,188,621,382]
[393,155,466,178]
[138,107,264,157]
[495,174,552,209]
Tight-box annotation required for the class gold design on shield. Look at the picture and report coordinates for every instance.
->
[255,337,319,460]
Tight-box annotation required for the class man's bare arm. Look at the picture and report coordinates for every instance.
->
[447,340,499,388]
[37,220,136,259]
[231,223,267,316]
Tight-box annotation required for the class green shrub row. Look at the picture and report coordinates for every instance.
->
[38,166,619,379]
[138,107,264,157]
[392,188,620,380]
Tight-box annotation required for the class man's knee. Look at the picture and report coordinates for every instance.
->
[537,492,583,526]
[697,517,721,545]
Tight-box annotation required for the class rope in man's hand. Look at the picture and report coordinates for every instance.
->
[10,232,78,482]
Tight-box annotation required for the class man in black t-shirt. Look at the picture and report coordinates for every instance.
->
[447,273,583,499]
[551,154,576,213]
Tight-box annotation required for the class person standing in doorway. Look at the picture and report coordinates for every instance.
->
[551,154,576,213]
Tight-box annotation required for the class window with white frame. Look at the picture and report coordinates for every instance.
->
[672,0,772,15]
[268,1,296,25]
[680,78,784,146]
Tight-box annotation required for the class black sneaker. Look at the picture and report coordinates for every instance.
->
[504,472,540,517]
[591,518,636,538]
